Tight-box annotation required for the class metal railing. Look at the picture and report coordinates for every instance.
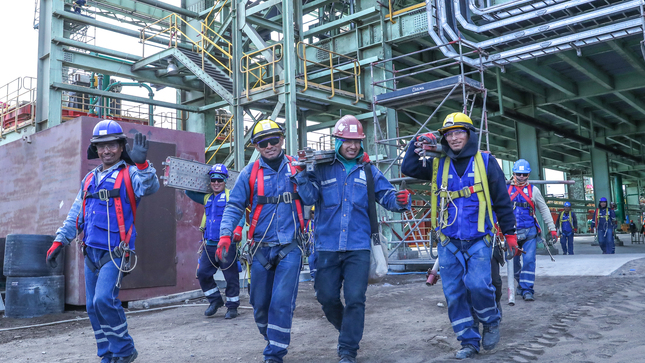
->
[206,114,234,163]
[296,42,361,104]
[140,13,232,74]
[0,77,37,136]
[386,1,425,23]
[241,44,283,100]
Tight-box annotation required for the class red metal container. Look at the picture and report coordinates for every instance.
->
[0,116,206,305]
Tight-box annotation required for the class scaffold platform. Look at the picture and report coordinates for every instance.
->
[374,75,484,109]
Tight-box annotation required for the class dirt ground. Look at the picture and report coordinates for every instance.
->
[2,253,645,363]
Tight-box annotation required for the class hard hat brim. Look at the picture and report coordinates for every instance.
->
[438,124,470,136]
[90,134,126,144]
[252,130,284,143]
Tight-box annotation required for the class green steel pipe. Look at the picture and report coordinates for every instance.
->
[613,175,625,224]
[104,82,156,126]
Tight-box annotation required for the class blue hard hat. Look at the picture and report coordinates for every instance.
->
[513,159,531,173]
[564,201,571,207]
[90,120,126,144]
[600,197,607,202]
[208,164,229,179]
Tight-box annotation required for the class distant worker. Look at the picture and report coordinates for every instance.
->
[73,0,86,14]
[185,164,244,319]
[629,220,637,238]
[46,120,159,363]
[295,115,411,363]
[401,113,518,359]
[556,202,578,255]
[594,197,616,254]
[508,159,557,301]
[219,120,305,363]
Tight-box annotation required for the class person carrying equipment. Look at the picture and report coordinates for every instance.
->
[46,120,159,363]
[295,115,411,363]
[185,164,244,319]
[401,112,518,359]
[594,197,616,254]
[508,159,557,301]
[219,119,304,363]
[556,202,578,255]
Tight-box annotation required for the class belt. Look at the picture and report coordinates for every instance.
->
[257,192,300,205]
[85,188,121,199]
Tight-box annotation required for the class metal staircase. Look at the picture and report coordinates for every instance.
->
[173,48,234,105]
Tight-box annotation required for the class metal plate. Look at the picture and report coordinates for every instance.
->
[162,156,239,193]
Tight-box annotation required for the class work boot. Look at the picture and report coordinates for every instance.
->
[482,324,500,350]
[262,359,280,363]
[339,355,357,363]
[204,298,225,317]
[523,292,535,301]
[455,345,478,359]
[516,288,523,296]
[100,357,112,363]
[111,349,138,363]
[225,307,238,319]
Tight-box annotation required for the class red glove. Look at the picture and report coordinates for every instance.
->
[396,190,410,205]
[505,235,521,257]
[574,228,577,233]
[233,226,243,242]
[46,241,63,269]
[416,132,437,144]
[550,230,558,242]
[362,152,370,163]
[216,235,232,262]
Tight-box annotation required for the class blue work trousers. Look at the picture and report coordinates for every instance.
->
[438,238,500,351]
[314,250,370,359]
[84,246,135,361]
[514,237,537,295]
[308,250,317,280]
[598,228,615,254]
[560,232,574,255]
[250,245,302,363]
[197,244,240,308]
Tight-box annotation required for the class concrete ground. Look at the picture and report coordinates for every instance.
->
[1,233,645,362]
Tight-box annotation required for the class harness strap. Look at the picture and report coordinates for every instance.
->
[83,247,122,273]
[443,238,489,269]
[257,193,301,204]
[254,240,298,270]
[85,189,121,199]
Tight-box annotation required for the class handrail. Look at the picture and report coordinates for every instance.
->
[206,114,234,163]
[385,2,425,20]
[205,0,230,30]
[240,44,283,100]
[296,42,361,105]
[140,13,232,74]
[1,76,37,136]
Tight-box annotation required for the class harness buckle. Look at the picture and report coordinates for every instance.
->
[281,192,293,204]
[98,189,110,201]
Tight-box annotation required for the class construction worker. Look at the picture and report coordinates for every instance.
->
[46,120,159,363]
[508,159,557,301]
[295,115,411,363]
[594,197,616,254]
[401,112,518,359]
[556,201,578,255]
[185,164,244,318]
[219,119,305,363]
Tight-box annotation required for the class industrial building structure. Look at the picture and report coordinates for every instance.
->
[2,0,645,267]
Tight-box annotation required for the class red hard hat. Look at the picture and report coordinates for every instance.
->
[332,115,365,139]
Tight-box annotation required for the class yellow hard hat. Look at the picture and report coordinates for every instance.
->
[252,119,284,143]
[311,206,315,212]
[438,112,473,135]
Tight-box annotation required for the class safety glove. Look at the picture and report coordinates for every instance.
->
[362,152,371,163]
[233,226,244,242]
[550,230,558,243]
[46,241,64,269]
[128,132,149,165]
[414,133,437,155]
[216,235,232,262]
[505,234,521,257]
[396,189,410,206]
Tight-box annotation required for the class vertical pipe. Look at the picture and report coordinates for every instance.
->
[613,174,625,225]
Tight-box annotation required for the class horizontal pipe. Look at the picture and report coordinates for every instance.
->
[134,0,199,18]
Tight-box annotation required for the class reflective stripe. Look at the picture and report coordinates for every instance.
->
[451,316,474,326]
[105,330,129,338]
[473,306,496,315]
[520,271,535,275]
[321,178,337,185]
[455,327,469,337]
[519,279,534,283]
[355,178,367,185]
[269,340,289,349]
[94,329,105,337]
[256,323,267,328]
[204,287,219,296]
[268,324,291,333]
[226,296,240,302]
[95,338,108,344]
[101,321,127,332]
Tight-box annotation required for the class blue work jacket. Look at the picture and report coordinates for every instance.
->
[55,160,159,250]
[557,211,577,234]
[595,207,616,232]
[220,154,301,245]
[186,189,244,245]
[435,153,494,241]
[509,186,538,230]
[295,159,410,251]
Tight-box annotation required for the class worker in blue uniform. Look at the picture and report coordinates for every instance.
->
[295,115,411,363]
[46,120,159,363]
[556,202,578,255]
[219,120,305,363]
[185,164,244,319]
[594,197,616,254]
[508,159,557,302]
[401,113,518,359]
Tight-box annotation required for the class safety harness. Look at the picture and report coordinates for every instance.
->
[558,211,571,231]
[508,183,542,238]
[200,189,231,230]
[246,156,305,270]
[78,166,137,273]
[430,152,494,268]
[595,208,611,231]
